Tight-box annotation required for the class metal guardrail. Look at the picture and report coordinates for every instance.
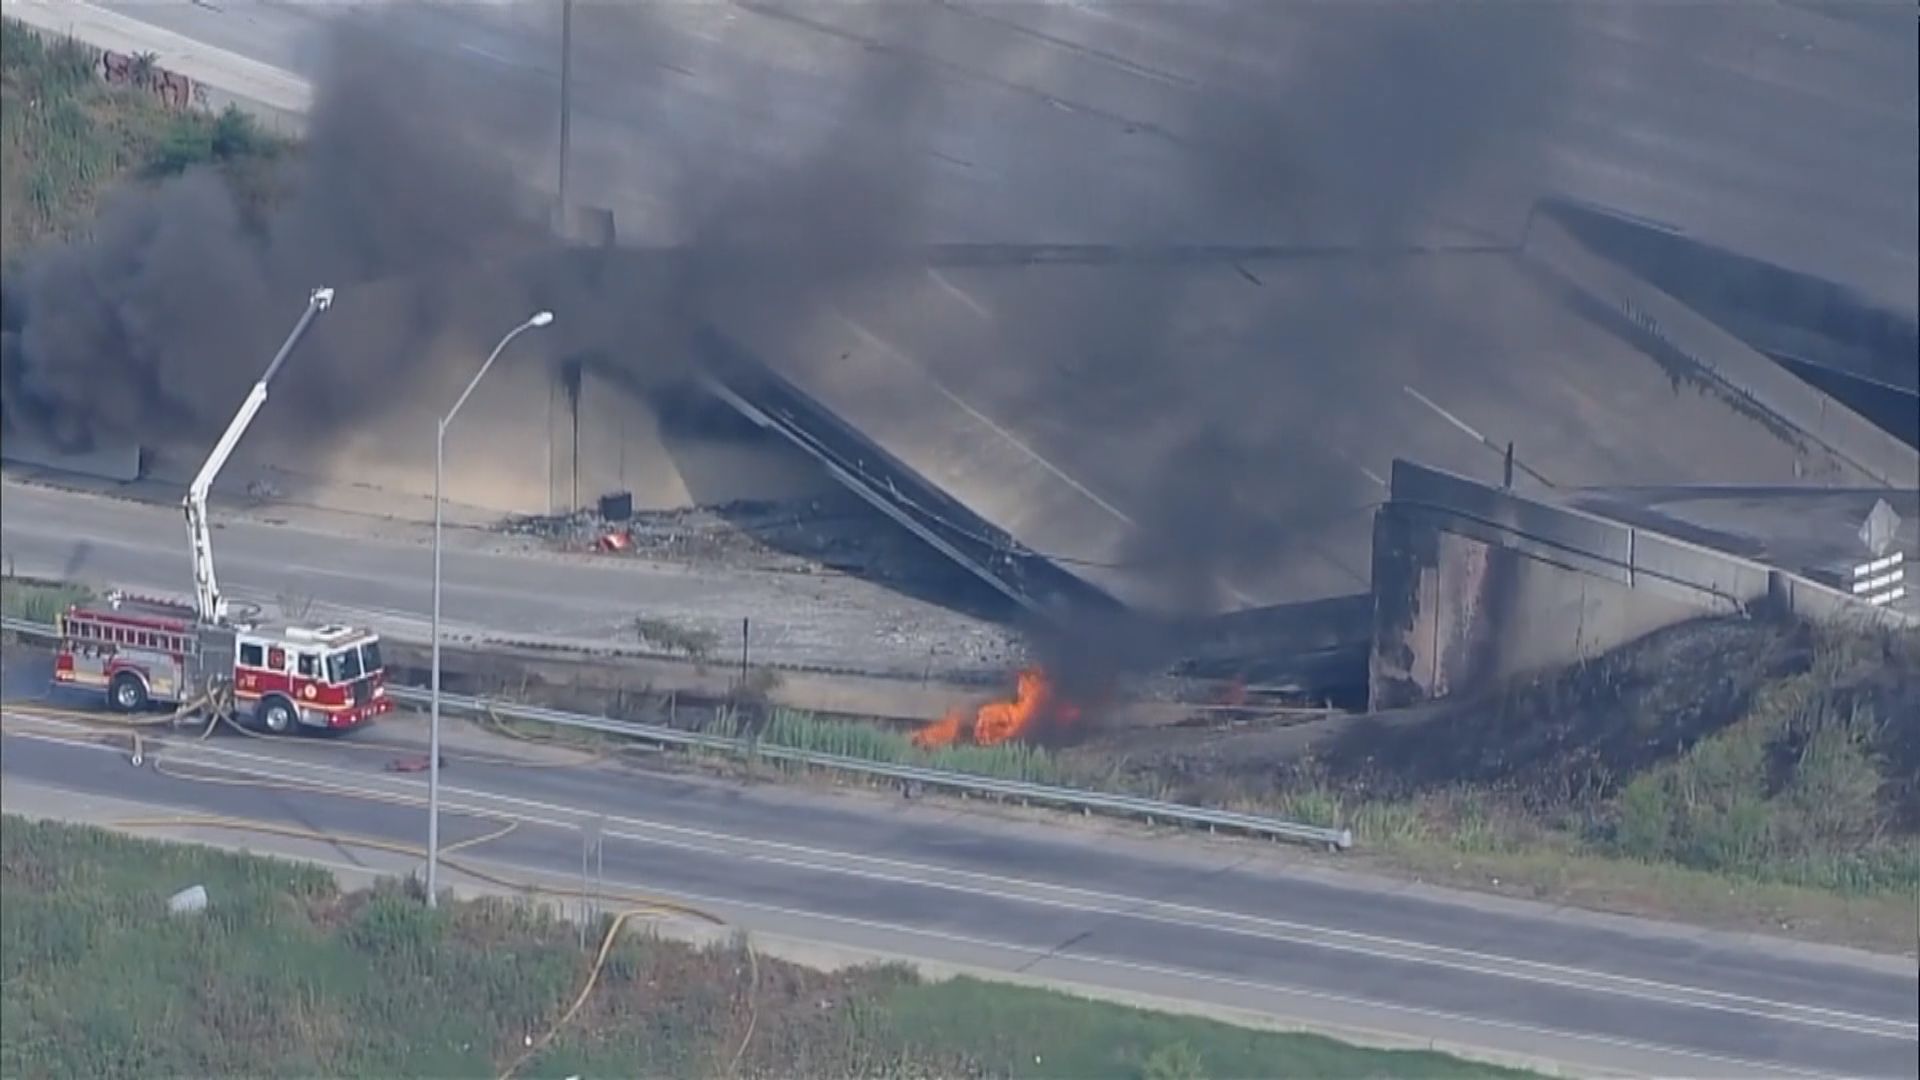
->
[2,615,1353,850]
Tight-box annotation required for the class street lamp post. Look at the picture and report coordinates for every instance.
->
[427,310,554,907]
[558,0,573,223]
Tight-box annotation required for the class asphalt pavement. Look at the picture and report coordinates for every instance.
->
[31,0,1916,620]
[0,478,1013,676]
[85,0,1919,316]
[3,11,1915,1070]
[0,686,1914,1077]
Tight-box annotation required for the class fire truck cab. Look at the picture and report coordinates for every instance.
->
[232,622,390,732]
[54,596,391,733]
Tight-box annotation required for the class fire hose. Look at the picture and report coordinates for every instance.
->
[1,705,747,1076]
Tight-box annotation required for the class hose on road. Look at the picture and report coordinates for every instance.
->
[498,906,760,1080]
[4,697,606,771]
[7,705,739,1076]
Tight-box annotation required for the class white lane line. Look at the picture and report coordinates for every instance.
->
[454,39,546,74]
[143,808,1856,1080]
[836,314,1139,528]
[926,268,994,321]
[8,714,1914,1041]
[31,750,1818,1080]
[1329,446,1388,490]
[3,758,1839,1080]
[1404,384,1490,446]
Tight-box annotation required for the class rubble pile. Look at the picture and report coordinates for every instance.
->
[497,493,965,585]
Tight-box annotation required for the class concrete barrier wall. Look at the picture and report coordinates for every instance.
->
[225,344,831,522]
[1369,459,1906,708]
[1522,213,1919,491]
[0,430,143,483]
[7,1,313,127]
[98,49,199,110]
[3,12,823,519]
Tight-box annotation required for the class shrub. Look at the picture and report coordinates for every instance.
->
[345,889,444,962]
[1141,1040,1207,1080]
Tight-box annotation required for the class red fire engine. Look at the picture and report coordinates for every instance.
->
[49,287,392,734]
[54,595,390,732]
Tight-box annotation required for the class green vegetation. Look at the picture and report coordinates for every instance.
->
[632,616,721,662]
[0,575,90,624]
[1134,617,1920,950]
[734,621,1914,949]
[0,19,282,264]
[1338,621,1917,890]
[6,561,1912,948]
[738,707,1074,786]
[880,977,1520,1080]
[1,817,1525,1079]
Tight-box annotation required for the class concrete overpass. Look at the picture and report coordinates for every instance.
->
[4,2,1914,681]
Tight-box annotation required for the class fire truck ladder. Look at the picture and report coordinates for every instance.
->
[185,287,334,625]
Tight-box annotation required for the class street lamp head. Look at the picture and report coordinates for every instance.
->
[528,310,555,328]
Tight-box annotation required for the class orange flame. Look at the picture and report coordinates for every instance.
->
[914,668,1078,748]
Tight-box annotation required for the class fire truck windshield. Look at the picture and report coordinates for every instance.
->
[325,648,363,685]
[322,640,382,685]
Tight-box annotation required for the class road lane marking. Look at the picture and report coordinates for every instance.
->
[1404,383,1489,445]
[7,762,1830,1077]
[14,710,1918,1034]
[22,757,1835,1076]
[68,786,1840,1080]
[926,268,994,321]
[456,41,537,71]
[7,713,1914,1043]
[835,314,1140,528]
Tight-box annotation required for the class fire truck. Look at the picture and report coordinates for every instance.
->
[50,287,392,733]
[55,596,390,732]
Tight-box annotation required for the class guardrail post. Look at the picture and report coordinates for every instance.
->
[1,616,1360,853]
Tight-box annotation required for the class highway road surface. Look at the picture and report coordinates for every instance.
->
[19,0,1914,621]
[73,0,1920,316]
[0,478,1016,677]
[2,690,1915,1078]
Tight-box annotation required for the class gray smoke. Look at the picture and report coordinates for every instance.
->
[590,1,1577,638]
[1116,4,1575,618]
[1,19,554,452]
[937,4,1577,692]
[2,2,1578,693]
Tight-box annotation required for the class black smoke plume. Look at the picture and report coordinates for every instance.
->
[1,20,553,453]
[3,3,1579,702]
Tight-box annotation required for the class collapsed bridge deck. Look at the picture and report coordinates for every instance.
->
[693,238,1901,623]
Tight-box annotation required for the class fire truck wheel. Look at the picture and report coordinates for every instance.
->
[107,673,149,714]
[259,698,298,736]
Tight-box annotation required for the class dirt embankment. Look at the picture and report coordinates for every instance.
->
[1322,618,1919,825]
[1094,617,1920,893]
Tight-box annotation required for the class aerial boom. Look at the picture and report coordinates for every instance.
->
[185,287,334,624]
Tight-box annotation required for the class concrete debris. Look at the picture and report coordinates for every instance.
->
[498,494,1003,601]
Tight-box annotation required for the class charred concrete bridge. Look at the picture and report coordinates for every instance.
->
[7,205,1915,699]
[684,204,1915,621]
[672,203,1918,697]
[5,0,1915,700]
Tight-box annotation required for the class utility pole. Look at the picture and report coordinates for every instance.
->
[557,0,574,229]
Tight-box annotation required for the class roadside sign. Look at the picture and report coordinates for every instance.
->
[1859,498,1901,558]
